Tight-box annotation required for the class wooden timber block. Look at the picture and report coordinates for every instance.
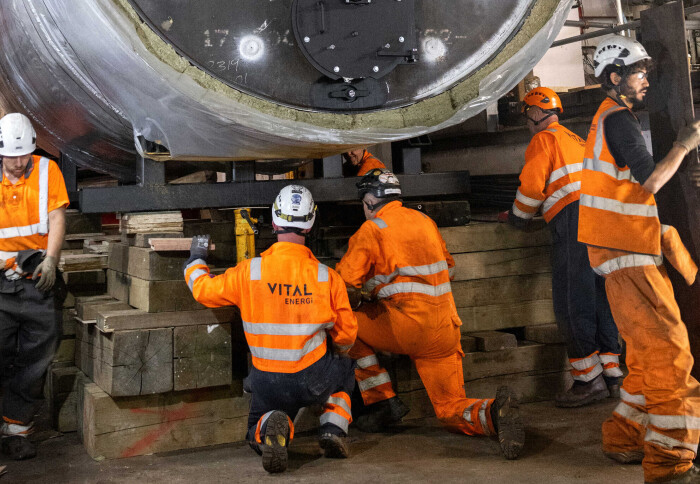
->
[108,242,129,274]
[451,246,551,282]
[53,337,76,363]
[460,335,477,353]
[132,232,183,248]
[75,319,97,379]
[127,246,188,281]
[80,382,250,459]
[62,308,77,337]
[524,323,566,344]
[149,238,215,252]
[107,270,205,312]
[439,222,551,254]
[46,366,83,432]
[92,328,173,397]
[174,324,232,390]
[60,254,108,273]
[97,307,240,333]
[458,299,556,333]
[119,211,184,235]
[469,331,518,352]
[65,210,101,235]
[62,270,106,287]
[77,300,132,322]
[183,221,236,242]
[451,273,552,308]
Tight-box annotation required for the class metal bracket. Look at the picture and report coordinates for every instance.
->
[328,84,369,103]
[136,155,165,186]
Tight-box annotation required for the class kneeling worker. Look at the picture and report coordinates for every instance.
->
[336,169,525,460]
[342,148,386,177]
[184,185,358,473]
[501,87,622,406]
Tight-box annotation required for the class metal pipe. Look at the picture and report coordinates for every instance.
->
[550,21,640,48]
[614,0,629,36]
[565,20,616,29]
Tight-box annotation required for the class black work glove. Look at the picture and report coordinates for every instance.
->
[187,235,211,265]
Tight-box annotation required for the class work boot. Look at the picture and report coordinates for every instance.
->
[645,465,700,483]
[490,386,525,460]
[319,433,349,458]
[604,376,621,399]
[259,411,290,473]
[353,396,410,433]
[604,450,644,464]
[555,373,609,408]
[1,421,36,460]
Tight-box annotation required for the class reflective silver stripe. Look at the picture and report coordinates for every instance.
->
[583,157,639,183]
[259,410,274,429]
[600,353,623,378]
[335,343,352,352]
[356,355,379,369]
[0,223,42,239]
[183,258,207,278]
[249,257,262,281]
[573,364,602,382]
[0,251,18,259]
[570,353,601,371]
[511,203,535,220]
[249,331,326,362]
[38,157,49,234]
[602,366,623,377]
[593,253,663,276]
[377,281,452,299]
[645,429,698,452]
[320,412,349,433]
[599,354,620,365]
[579,194,658,218]
[358,372,391,393]
[661,224,671,235]
[187,269,208,291]
[371,218,388,229]
[318,263,329,282]
[478,400,490,435]
[326,396,352,417]
[242,320,333,336]
[649,414,700,430]
[542,181,580,215]
[463,403,475,424]
[621,389,646,407]
[614,401,649,426]
[515,190,542,208]
[548,162,582,185]
[364,260,449,292]
[594,106,628,162]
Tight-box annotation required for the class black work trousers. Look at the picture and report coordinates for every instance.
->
[550,202,620,361]
[0,276,64,424]
[245,348,355,441]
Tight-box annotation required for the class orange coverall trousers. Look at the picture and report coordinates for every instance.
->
[601,263,700,483]
[348,296,494,436]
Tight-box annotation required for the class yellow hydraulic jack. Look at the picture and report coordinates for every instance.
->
[234,209,258,262]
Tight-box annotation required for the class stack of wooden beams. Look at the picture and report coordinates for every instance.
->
[119,211,184,235]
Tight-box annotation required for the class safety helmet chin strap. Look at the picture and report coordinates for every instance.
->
[526,111,555,127]
[274,226,306,235]
[364,197,399,213]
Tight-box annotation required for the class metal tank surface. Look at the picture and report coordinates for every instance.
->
[0,0,573,181]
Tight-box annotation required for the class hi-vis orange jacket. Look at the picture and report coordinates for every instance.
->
[184,242,358,373]
[511,122,585,223]
[357,151,386,176]
[0,155,69,262]
[336,201,459,319]
[578,98,660,256]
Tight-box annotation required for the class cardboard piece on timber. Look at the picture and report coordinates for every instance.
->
[524,323,566,344]
[80,382,250,459]
[174,324,232,391]
[107,269,205,312]
[451,273,551,308]
[451,246,551,281]
[439,222,551,254]
[458,299,555,333]
[53,338,76,363]
[127,246,188,281]
[76,300,132,322]
[149,238,215,252]
[97,307,240,333]
[468,331,518,352]
[92,328,173,396]
[132,232,183,248]
[59,254,108,272]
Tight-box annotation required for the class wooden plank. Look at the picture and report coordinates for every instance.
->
[149,238,216,252]
[132,232,183,248]
[108,242,129,273]
[46,366,83,432]
[106,269,129,302]
[452,247,551,281]
[174,324,233,390]
[62,270,106,287]
[97,307,240,333]
[452,273,551,308]
[524,323,566,344]
[59,254,108,272]
[80,383,250,459]
[53,338,76,363]
[92,328,173,396]
[62,308,77,337]
[107,270,204,312]
[127,246,188,281]
[440,222,551,254]
[65,233,105,241]
[458,299,555,333]
[76,300,131,322]
[468,331,518,352]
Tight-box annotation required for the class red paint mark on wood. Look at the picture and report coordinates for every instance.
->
[120,404,193,458]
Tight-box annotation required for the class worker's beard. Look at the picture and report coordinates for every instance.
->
[620,81,647,110]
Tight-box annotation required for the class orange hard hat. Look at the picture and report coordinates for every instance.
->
[522,87,563,114]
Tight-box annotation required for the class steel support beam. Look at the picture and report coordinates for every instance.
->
[78,172,470,213]
[136,155,165,186]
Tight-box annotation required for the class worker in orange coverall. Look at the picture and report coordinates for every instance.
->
[184,185,357,474]
[579,36,700,483]
[342,148,386,176]
[336,168,525,460]
[501,86,622,407]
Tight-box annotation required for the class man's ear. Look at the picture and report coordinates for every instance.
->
[610,72,622,86]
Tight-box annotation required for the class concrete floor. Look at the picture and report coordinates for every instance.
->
[0,398,642,484]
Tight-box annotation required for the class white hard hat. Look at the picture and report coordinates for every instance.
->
[271,185,317,230]
[0,113,36,157]
[594,36,651,78]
